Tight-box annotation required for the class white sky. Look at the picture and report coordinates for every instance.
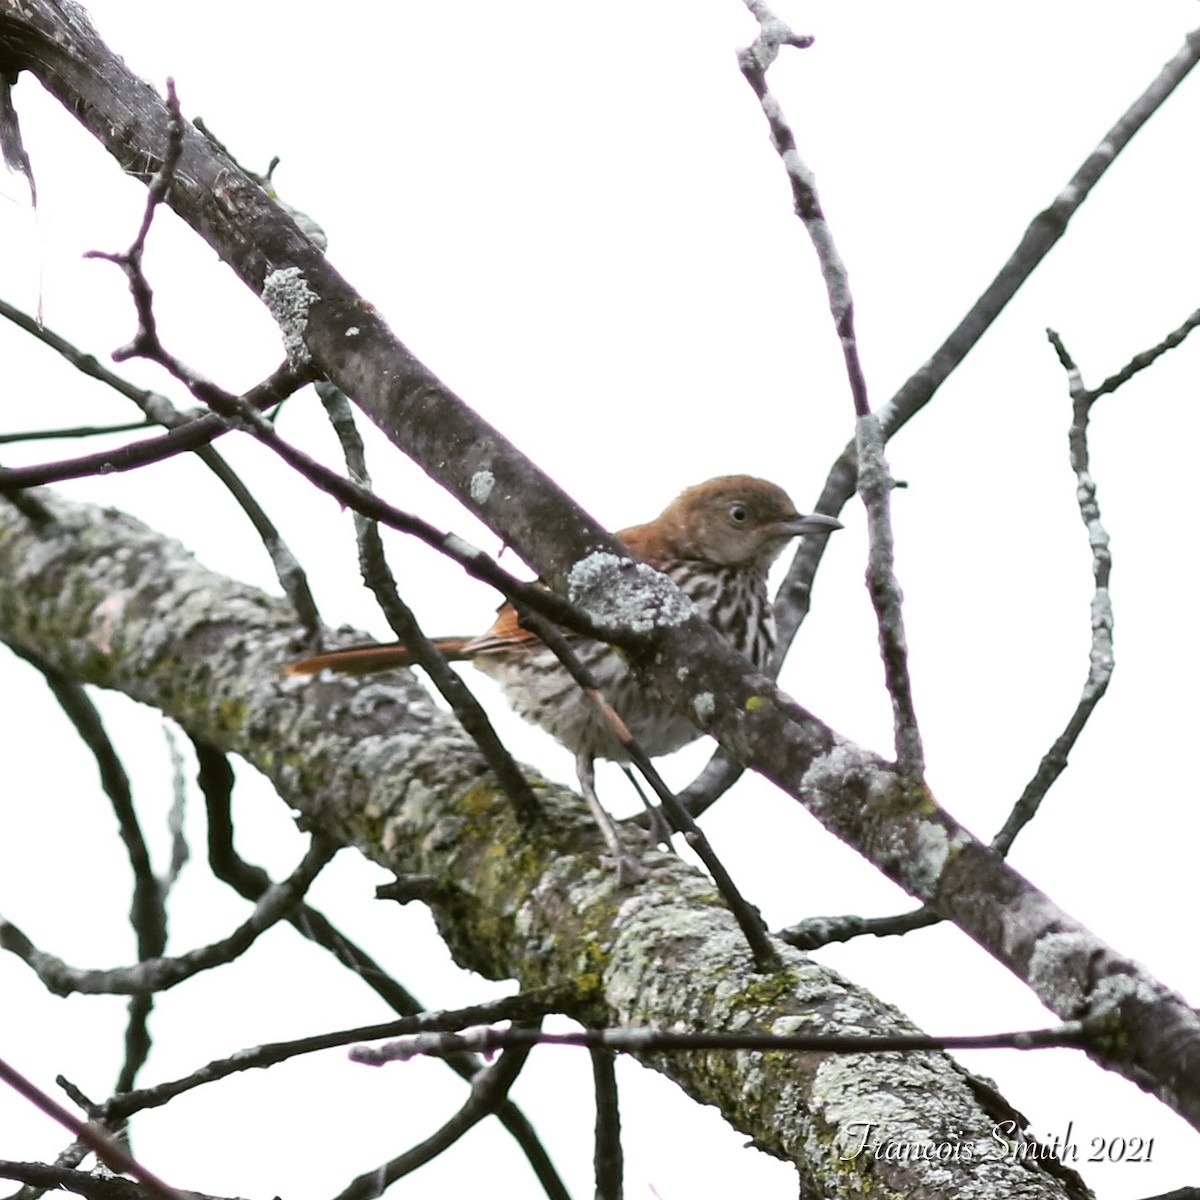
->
[2,3,1199,1198]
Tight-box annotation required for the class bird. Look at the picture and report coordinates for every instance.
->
[286,475,841,880]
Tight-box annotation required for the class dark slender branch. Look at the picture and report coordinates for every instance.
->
[0,836,335,995]
[196,395,621,649]
[779,906,937,950]
[314,381,540,824]
[1089,306,1200,398]
[0,483,53,524]
[0,419,154,443]
[83,85,321,637]
[737,3,867,418]
[0,1059,183,1200]
[0,1164,232,1200]
[98,992,568,1124]
[7,1139,91,1200]
[351,1020,1094,1064]
[0,225,321,639]
[0,364,309,489]
[4,645,165,1096]
[332,1022,542,1200]
[590,1045,623,1200]
[739,3,924,780]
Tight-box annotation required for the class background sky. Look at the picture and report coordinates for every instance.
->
[2,3,1198,1198]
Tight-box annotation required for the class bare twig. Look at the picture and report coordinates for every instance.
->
[314,381,541,824]
[0,1163,233,1200]
[737,5,865,416]
[0,213,320,637]
[99,992,569,1123]
[0,1059,182,1200]
[590,1044,623,1200]
[351,1019,1093,1065]
[856,416,924,776]
[0,836,335,995]
[332,1022,542,1200]
[739,3,924,778]
[5,645,166,1096]
[0,419,154,442]
[779,906,937,950]
[991,328,1117,852]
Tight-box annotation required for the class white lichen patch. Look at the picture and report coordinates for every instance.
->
[1027,929,1105,1016]
[443,532,483,562]
[905,819,952,899]
[261,266,319,367]
[469,469,495,505]
[567,552,696,632]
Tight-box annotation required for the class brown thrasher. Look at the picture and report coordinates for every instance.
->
[286,476,841,879]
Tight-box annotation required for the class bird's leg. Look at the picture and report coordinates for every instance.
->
[576,752,647,884]
[619,766,676,850]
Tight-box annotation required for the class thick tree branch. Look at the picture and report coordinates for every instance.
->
[0,488,1092,1199]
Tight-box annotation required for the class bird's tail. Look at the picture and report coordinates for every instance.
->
[284,636,475,676]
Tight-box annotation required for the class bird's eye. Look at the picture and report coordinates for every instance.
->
[729,504,749,524]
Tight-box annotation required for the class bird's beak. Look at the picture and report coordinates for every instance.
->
[777,512,843,537]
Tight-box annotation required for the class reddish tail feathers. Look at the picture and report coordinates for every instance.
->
[284,637,474,676]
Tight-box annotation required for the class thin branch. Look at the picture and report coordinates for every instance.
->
[856,415,924,776]
[98,992,569,1124]
[0,1060,182,1200]
[0,419,154,443]
[332,1022,542,1200]
[991,327,1118,852]
[0,303,320,640]
[590,1044,622,1200]
[0,1164,234,1200]
[737,4,867,418]
[0,837,335,996]
[779,906,937,950]
[0,364,309,489]
[351,1019,1093,1065]
[5,645,165,1096]
[739,3,924,778]
[314,382,541,824]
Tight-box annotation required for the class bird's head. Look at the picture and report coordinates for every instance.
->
[632,475,842,569]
